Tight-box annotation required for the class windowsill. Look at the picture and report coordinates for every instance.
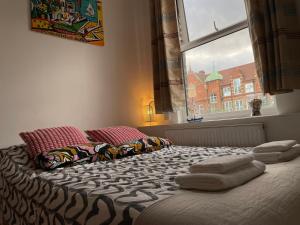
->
[138,112,300,145]
[141,107,281,129]
[200,106,278,122]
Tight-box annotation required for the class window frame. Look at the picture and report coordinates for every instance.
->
[234,99,244,111]
[222,86,231,97]
[209,93,217,104]
[176,0,248,52]
[176,0,278,121]
[245,82,254,93]
[233,78,241,95]
[224,101,233,112]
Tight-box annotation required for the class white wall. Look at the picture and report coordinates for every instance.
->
[0,0,153,147]
[276,90,300,114]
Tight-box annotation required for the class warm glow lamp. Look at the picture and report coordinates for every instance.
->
[145,100,155,125]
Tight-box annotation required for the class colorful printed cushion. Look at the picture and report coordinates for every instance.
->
[36,143,121,170]
[20,126,90,158]
[85,126,148,146]
[118,137,172,157]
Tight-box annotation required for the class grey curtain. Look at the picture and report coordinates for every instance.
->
[245,0,300,94]
[150,0,185,113]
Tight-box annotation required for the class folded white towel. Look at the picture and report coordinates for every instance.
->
[189,155,254,174]
[253,140,297,153]
[175,160,265,191]
[254,144,300,164]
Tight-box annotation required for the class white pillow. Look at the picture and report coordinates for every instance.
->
[254,140,297,153]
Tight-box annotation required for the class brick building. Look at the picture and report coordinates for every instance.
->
[186,62,274,116]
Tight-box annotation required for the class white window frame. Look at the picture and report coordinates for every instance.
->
[223,86,231,97]
[176,0,248,52]
[245,82,254,93]
[233,78,241,95]
[210,104,217,113]
[210,93,217,104]
[176,0,278,121]
[224,101,233,112]
[234,100,244,111]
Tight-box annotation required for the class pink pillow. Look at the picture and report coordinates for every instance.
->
[20,126,89,158]
[85,126,148,146]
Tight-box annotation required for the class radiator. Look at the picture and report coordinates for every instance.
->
[165,123,265,147]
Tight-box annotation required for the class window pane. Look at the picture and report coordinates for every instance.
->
[245,82,254,93]
[223,86,231,97]
[183,0,247,41]
[233,78,241,94]
[210,93,217,103]
[184,29,275,118]
[234,100,244,111]
[224,101,233,112]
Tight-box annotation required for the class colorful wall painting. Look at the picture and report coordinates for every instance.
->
[31,0,104,46]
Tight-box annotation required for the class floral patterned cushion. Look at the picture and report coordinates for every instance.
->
[35,143,121,170]
[118,137,172,157]
[36,137,172,170]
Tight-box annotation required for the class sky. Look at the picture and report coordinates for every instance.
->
[183,0,255,73]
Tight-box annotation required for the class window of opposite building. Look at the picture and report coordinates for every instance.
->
[245,82,254,93]
[210,93,217,104]
[223,86,231,97]
[177,0,277,120]
[210,104,217,113]
[235,100,244,111]
[233,78,241,95]
[224,101,233,112]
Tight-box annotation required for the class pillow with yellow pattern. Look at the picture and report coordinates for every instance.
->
[118,137,172,157]
[35,143,121,170]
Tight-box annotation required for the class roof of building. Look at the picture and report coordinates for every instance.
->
[187,62,257,85]
[220,63,256,86]
[205,71,223,82]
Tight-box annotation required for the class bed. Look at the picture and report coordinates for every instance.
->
[135,156,300,225]
[0,144,252,225]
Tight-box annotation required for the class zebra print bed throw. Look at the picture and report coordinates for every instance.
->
[0,144,252,225]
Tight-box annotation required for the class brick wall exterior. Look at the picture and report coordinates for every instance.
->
[186,62,274,115]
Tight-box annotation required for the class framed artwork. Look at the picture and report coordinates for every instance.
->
[31,0,104,46]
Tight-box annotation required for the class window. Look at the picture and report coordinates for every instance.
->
[233,78,241,94]
[234,100,244,111]
[177,0,276,120]
[210,104,216,113]
[182,0,247,42]
[210,93,217,103]
[245,82,254,93]
[223,86,231,97]
[198,104,204,114]
[224,101,233,112]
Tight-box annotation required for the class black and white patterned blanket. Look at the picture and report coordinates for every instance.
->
[0,145,252,225]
